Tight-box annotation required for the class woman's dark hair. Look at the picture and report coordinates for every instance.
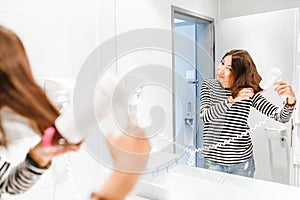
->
[223,49,263,98]
[0,25,59,146]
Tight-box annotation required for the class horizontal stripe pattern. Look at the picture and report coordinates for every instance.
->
[0,156,47,196]
[200,79,293,165]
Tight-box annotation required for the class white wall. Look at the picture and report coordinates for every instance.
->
[0,0,218,199]
[219,0,300,65]
[220,0,300,19]
[0,0,99,79]
[116,0,218,32]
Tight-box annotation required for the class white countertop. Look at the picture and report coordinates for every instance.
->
[130,164,300,200]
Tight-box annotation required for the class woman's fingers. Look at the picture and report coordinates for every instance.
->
[235,88,254,102]
[44,141,82,156]
[274,81,295,97]
[55,143,81,153]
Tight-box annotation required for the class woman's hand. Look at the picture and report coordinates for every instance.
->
[29,137,81,168]
[106,115,150,173]
[228,88,254,104]
[274,80,296,105]
[92,115,151,200]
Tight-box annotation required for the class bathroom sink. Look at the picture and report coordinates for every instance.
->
[132,164,300,200]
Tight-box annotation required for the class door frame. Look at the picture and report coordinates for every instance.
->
[171,5,215,166]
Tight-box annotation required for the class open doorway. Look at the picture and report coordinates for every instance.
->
[172,6,215,167]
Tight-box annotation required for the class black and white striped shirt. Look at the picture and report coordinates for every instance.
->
[0,155,48,197]
[200,79,294,165]
[0,107,49,197]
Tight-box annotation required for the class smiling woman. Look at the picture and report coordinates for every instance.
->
[216,53,233,88]
[217,50,263,97]
[200,49,296,178]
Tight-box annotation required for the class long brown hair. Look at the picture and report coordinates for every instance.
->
[223,49,263,98]
[0,25,59,146]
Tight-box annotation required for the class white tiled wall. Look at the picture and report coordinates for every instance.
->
[0,0,98,78]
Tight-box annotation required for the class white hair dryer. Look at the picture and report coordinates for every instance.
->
[54,71,128,144]
[259,67,282,91]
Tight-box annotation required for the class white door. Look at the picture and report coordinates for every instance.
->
[217,8,298,184]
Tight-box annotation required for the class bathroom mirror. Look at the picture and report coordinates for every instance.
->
[216,8,298,185]
[111,1,300,188]
[113,2,300,188]
[171,6,298,186]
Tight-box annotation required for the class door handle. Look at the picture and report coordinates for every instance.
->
[187,79,199,86]
[185,102,193,127]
